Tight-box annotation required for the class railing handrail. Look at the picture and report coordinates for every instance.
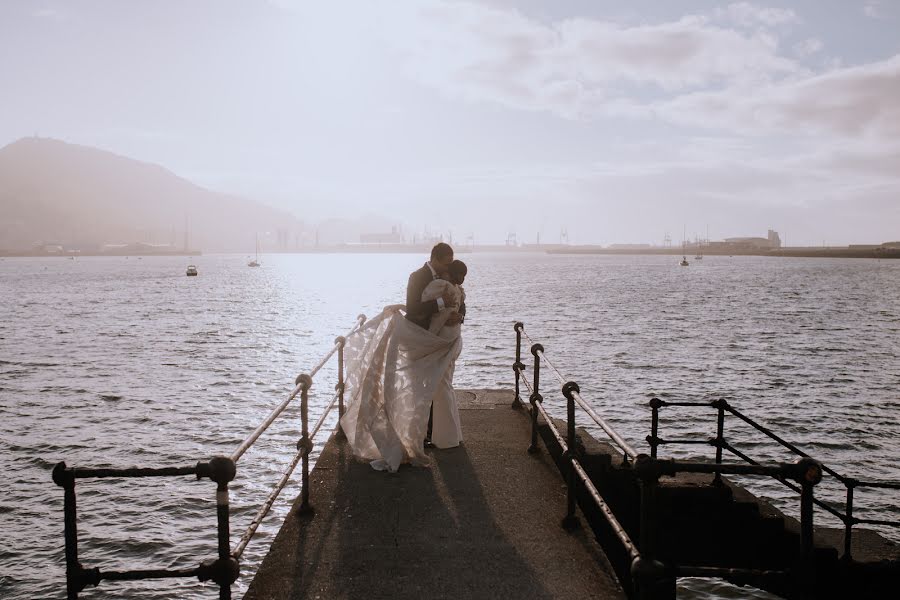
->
[52,313,368,599]
[512,321,825,596]
[650,398,900,499]
[649,396,900,563]
[517,326,639,460]
[230,314,366,463]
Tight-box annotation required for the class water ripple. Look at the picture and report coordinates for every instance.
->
[1,253,898,599]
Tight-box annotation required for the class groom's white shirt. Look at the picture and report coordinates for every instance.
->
[426,261,446,310]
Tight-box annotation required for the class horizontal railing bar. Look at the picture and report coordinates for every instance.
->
[519,330,638,460]
[572,459,640,562]
[308,346,339,381]
[655,439,714,446]
[519,370,533,395]
[231,387,302,463]
[722,444,848,522]
[523,369,642,563]
[233,392,342,558]
[518,356,641,563]
[70,465,198,479]
[854,517,900,527]
[854,479,900,490]
[722,441,757,466]
[309,315,367,380]
[662,460,791,479]
[655,401,715,408]
[724,405,847,484]
[534,399,568,456]
[233,447,305,559]
[672,565,788,579]
[309,391,340,442]
[99,566,201,581]
[571,390,639,460]
[231,316,364,463]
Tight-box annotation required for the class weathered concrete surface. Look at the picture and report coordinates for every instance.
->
[244,389,625,600]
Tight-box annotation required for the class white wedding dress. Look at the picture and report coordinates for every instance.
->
[339,303,463,472]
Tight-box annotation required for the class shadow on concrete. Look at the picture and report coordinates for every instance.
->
[245,391,624,599]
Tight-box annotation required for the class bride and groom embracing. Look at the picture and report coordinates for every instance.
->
[339,243,468,472]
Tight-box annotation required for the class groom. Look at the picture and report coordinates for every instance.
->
[406,242,466,446]
[405,242,466,330]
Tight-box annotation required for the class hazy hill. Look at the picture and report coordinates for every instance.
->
[0,137,305,253]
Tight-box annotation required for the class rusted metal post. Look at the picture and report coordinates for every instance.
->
[648,398,662,459]
[296,373,314,515]
[512,322,525,409]
[714,399,726,484]
[528,343,543,453]
[562,381,581,530]
[335,336,347,438]
[53,463,81,600]
[795,457,823,599]
[633,454,669,600]
[207,456,238,600]
[843,481,855,561]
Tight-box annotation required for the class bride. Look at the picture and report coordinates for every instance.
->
[339,261,467,472]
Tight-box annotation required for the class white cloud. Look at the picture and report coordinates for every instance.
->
[32,8,64,20]
[863,2,881,19]
[793,37,823,57]
[714,2,799,27]
[393,1,800,118]
[656,54,900,139]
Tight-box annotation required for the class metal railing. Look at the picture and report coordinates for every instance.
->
[52,314,367,599]
[512,322,827,599]
[647,397,900,561]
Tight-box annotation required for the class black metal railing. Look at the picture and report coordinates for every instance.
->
[647,398,900,561]
[512,322,829,600]
[52,314,367,599]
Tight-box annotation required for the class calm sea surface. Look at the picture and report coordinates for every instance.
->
[1,253,898,599]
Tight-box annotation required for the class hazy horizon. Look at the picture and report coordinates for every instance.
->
[2,1,899,246]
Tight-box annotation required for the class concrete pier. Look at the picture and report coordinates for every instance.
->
[245,389,625,600]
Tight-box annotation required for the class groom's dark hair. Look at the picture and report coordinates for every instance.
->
[431,242,453,261]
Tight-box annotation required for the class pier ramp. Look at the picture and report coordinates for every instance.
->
[245,389,625,600]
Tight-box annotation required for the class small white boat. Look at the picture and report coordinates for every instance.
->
[248,233,261,267]
[680,257,689,267]
[186,265,198,276]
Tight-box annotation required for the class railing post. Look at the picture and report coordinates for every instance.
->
[795,457,823,599]
[843,480,856,561]
[528,344,544,454]
[632,454,670,600]
[562,381,581,530]
[205,456,238,600]
[296,373,314,515]
[53,462,82,600]
[647,398,662,459]
[335,336,347,439]
[713,399,727,485]
[512,322,525,409]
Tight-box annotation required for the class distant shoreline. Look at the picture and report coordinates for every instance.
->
[545,247,900,259]
[0,250,202,258]
[3,246,898,259]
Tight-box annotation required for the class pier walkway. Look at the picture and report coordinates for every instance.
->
[244,389,626,600]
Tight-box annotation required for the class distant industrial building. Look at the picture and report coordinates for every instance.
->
[359,225,405,245]
[710,229,782,250]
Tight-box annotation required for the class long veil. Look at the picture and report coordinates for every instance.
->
[339,305,461,472]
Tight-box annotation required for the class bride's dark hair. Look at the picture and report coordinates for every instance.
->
[448,260,467,282]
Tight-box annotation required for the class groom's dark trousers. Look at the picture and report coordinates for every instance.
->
[405,262,466,441]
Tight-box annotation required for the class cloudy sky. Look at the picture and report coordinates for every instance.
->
[1,0,898,245]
